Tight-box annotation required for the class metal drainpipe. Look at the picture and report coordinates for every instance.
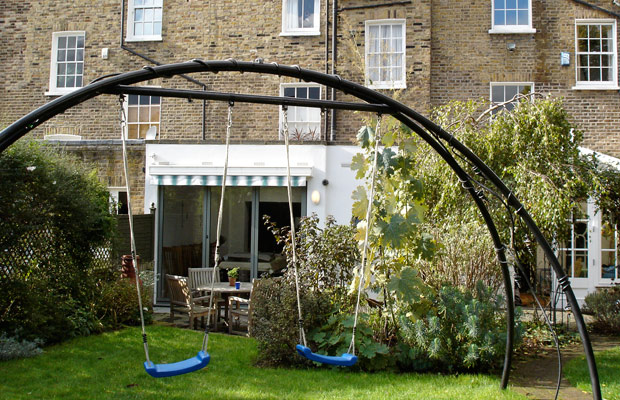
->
[330,0,337,142]
[120,0,207,140]
[324,0,329,141]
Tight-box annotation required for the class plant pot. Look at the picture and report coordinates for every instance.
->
[228,277,236,286]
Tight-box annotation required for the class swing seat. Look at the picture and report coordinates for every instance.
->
[144,351,210,378]
[296,344,358,367]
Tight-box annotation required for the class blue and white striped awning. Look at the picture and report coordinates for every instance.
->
[151,175,306,187]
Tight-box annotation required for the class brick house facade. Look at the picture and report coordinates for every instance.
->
[1,0,619,302]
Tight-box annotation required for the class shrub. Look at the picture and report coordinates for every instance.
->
[0,333,43,361]
[249,277,331,367]
[0,141,117,344]
[95,276,153,330]
[584,287,620,334]
[398,282,521,373]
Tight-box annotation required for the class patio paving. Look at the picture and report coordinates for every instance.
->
[511,334,620,400]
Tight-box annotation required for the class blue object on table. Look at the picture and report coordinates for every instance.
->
[296,344,358,366]
[144,351,210,378]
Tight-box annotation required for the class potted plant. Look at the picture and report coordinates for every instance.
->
[227,267,239,286]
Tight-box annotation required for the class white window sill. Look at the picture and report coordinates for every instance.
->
[367,82,407,90]
[45,88,80,96]
[488,27,537,34]
[125,36,163,43]
[572,84,620,91]
[279,30,320,37]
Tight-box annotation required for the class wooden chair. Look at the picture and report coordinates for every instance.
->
[166,274,217,329]
[228,279,257,335]
[188,268,225,322]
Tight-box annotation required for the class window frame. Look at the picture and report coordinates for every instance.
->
[573,19,619,90]
[489,82,534,114]
[489,0,536,34]
[279,83,322,141]
[46,31,85,96]
[126,0,163,42]
[123,91,162,140]
[281,0,321,36]
[365,19,407,90]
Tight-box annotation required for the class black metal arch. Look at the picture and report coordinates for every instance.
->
[0,59,600,399]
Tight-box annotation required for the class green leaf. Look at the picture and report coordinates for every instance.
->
[387,266,424,302]
[376,214,407,248]
[357,125,373,148]
[350,153,367,179]
[382,129,396,147]
[351,186,369,220]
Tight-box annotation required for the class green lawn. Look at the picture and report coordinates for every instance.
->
[564,345,620,400]
[0,324,528,400]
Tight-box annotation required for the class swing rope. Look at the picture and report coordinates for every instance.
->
[202,101,234,352]
[348,114,382,356]
[283,106,307,347]
[121,95,210,378]
[118,95,151,364]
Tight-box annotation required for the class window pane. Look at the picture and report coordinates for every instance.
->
[139,107,150,122]
[66,63,75,75]
[381,25,390,40]
[67,36,76,48]
[505,85,518,101]
[140,95,150,105]
[129,94,139,105]
[77,35,84,48]
[128,106,139,122]
[297,87,307,99]
[579,54,589,68]
[578,38,588,52]
[369,67,379,82]
[392,38,402,52]
[491,86,504,103]
[601,38,611,52]
[154,0,163,7]
[139,124,150,138]
[506,0,516,8]
[144,22,153,35]
[495,0,505,9]
[284,87,295,97]
[308,87,320,99]
[128,125,139,139]
[135,23,143,36]
[590,68,601,81]
[135,0,144,5]
[145,8,154,22]
[154,8,162,21]
[602,68,610,81]
[66,49,75,61]
[57,63,66,75]
[75,76,82,87]
[150,107,160,121]
[517,10,528,25]
[154,22,162,35]
[506,10,517,25]
[495,10,505,25]
[57,49,66,62]
[517,0,528,8]
[302,0,315,28]
[66,76,75,87]
[369,25,379,39]
[591,25,602,37]
[579,67,589,81]
[76,49,83,62]
[590,39,600,52]
[392,24,403,38]
[144,0,153,6]
[151,96,161,105]
[135,9,144,22]
[57,76,65,88]
[58,36,66,48]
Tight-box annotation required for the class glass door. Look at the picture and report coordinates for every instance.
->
[159,186,204,299]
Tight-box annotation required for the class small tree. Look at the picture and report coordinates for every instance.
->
[0,141,117,344]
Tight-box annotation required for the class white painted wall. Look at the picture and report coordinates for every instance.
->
[144,143,364,225]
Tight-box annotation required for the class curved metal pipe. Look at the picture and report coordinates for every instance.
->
[0,60,599,398]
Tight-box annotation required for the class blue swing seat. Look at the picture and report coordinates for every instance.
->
[296,344,358,367]
[144,351,210,378]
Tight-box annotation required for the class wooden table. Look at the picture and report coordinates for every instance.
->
[195,282,252,331]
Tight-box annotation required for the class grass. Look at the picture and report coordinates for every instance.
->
[0,324,528,400]
[564,345,620,400]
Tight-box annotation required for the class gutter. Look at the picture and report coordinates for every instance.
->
[569,0,620,19]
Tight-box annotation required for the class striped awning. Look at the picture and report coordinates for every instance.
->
[150,175,306,187]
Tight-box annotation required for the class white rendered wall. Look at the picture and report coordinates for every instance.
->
[144,144,364,226]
